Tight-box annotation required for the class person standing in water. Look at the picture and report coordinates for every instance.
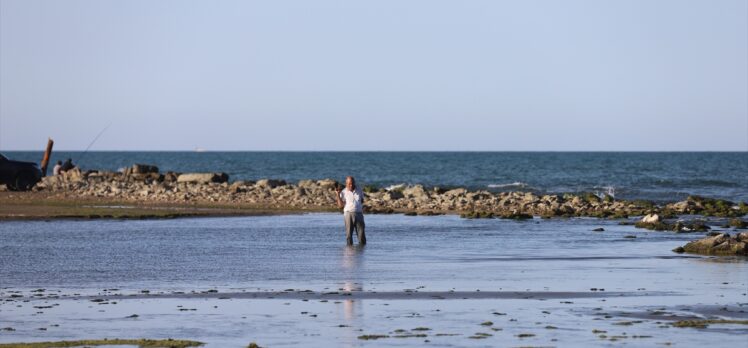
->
[335,176,366,245]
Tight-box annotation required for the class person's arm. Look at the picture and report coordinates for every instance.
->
[335,186,344,209]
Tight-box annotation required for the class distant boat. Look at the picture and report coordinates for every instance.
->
[194,147,207,153]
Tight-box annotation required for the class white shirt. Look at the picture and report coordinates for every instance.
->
[52,164,62,176]
[340,187,364,213]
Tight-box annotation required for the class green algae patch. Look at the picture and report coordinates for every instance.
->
[393,334,427,338]
[357,335,389,340]
[0,338,203,348]
[468,333,492,339]
[672,319,748,328]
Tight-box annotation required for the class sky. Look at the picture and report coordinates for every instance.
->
[0,0,746,151]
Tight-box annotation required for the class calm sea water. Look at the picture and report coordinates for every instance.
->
[5,151,748,202]
[0,214,740,292]
[1,215,746,347]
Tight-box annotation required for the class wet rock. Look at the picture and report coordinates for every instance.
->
[444,188,467,197]
[673,220,710,233]
[498,211,533,220]
[667,196,743,217]
[641,214,661,224]
[256,179,286,188]
[177,173,229,184]
[131,164,159,174]
[383,190,404,201]
[460,211,494,219]
[728,218,747,229]
[677,233,748,256]
[403,185,430,202]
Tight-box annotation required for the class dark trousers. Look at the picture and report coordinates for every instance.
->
[344,212,366,245]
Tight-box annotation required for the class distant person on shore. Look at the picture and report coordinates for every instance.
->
[52,161,63,176]
[335,176,366,246]
[60,158,75,173]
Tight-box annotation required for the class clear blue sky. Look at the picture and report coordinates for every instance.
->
[1,0,746,151]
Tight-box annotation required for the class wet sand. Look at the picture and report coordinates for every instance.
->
[1,290,746,347]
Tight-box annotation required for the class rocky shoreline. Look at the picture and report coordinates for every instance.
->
[17,165,747,219]
[2,164,748,256]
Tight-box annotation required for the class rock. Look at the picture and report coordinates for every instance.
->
[163,172,180,183]
[403,185,430,201]
[60,168,83,181]
[256,179,286,188]
[641,214,661,224]
[316,179,339,189]
[383,190,404,201]
[467,191,492,201]
[177,173,229,184]
[498,211,533,220]
[444,188,467,196]
[729,218,747,229]
[229,181,247,194]
[461,211,495,219]
[678,233,748,256]
[592,228,605,232]
[297,180,317,188]
[674,220,710,233]
[132,164,159,174]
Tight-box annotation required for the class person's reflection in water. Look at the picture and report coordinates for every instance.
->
[339,244,365,345]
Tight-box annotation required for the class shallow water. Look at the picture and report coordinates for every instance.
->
[1,214,746,347]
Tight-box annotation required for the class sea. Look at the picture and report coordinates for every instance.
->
[4,151,748,202]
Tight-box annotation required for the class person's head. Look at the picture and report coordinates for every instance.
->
[57,161,62,165]
[66,158,72,163]
[345,176,356,190]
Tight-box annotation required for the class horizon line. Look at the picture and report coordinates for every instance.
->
[2,149,747,153]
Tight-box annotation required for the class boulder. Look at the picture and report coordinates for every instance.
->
[676,233,748,256]
[132,164,159,174]
[256,179,287,188]
[403,185,430,201]
[383,190,404,201]
[62,168,84,182]
[297,180,317,188]
[444,188,467,197]
[729,218,747,229]
[229,181,248,194]
[641,214,661,224]
[317,179,339,189]
[177,173,229,184]
[163,172,180,183]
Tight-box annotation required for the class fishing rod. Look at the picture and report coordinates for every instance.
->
[75,122,112,167]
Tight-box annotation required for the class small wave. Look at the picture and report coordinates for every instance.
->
[385,183,406,191]
[487,182,528,189]
[593,186,616,199]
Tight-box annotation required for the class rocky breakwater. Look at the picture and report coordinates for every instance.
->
[29,163,748,219]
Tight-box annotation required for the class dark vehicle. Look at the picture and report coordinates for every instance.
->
[0,153,43,191]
